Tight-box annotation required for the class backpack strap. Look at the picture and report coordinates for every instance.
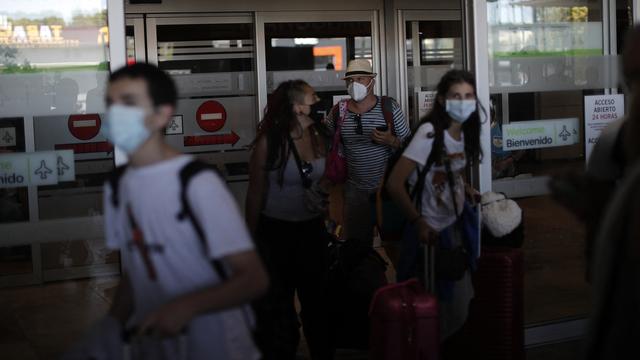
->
[411,127,443,211]
[328,100,348,152]
[328,100,348,130]
[381,96,396,136]
[176,160,229,279]
[337,99,348,129]
[107,165,129,208]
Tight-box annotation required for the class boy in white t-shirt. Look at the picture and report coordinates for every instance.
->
[102,64,268,360]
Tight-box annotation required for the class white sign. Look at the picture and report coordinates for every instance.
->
[29,152,58,186]
[502,118,580,151]
[0,127,16,147]
[418,91,436,120]
[56,150,76,182]
[584,94,625,160]
[0,151,76,188]
[173,73,233,95]
[165,115,184,135]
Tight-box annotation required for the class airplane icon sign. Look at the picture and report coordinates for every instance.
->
[2,132,13,144]
[0,127,16,146]
[57,156,70,176]
[558,125,572,141]
[34,160,53,180]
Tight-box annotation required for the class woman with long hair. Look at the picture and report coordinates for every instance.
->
[245,80,332,360]
[386,69,482,341]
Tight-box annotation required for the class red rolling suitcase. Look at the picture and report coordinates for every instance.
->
[369,246,439,360]
[446,246,524,360]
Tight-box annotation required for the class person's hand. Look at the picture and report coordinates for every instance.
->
[465,184,480,204]
[372,128,396,147]
[415,218,437,246]
[138,299,193,338]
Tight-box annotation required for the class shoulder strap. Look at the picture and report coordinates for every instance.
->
[178,159,256,330]
[330,103,340,124]
[338,100,348,128]
[176,160,219,243]
[176,160,229,279]
[286,135,311,188]
[329,100,349,147]
[107,165,129,208]
[443,147,461,220]
[411,127,442,210]
[381,96,396,136]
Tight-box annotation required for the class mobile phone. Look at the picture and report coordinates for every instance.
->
[376,125,389,132]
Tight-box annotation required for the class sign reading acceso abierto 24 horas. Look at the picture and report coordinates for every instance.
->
[0,150,75,188]
[502,118,580,151]
[584,94,625,161]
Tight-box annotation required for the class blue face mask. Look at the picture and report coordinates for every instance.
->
[102,104,150,154]
[446,99,477,123]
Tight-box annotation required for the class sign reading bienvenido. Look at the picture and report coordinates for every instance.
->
[502,118,580,151]
[0,150,75,188]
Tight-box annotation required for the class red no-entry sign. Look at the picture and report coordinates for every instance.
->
[68,114,101,140]
[196,100,226,133]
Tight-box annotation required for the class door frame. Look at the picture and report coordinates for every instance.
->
[396,9,465,129]
[471,0,635,346]
[0,0,126,288]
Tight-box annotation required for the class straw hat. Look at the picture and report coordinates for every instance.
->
[342,59,377,79]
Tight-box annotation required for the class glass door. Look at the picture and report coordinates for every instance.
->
[476,0,636,345]
[0,0,123,287]
[399,10,466,129]
[145,14,257,210]
[126,16,146,65]
[256,11,381,121]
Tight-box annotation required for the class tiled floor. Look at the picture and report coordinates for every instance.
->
[0,194,592,359]
[0,261,586,360]
[0,273,585,360]
[0,277,118,360]
[518,196,591,324]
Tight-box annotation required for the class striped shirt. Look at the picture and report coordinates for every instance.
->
[326,96,410,191]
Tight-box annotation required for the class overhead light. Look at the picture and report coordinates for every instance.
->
[294,38,319,45]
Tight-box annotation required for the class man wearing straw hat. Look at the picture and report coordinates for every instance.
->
[325,59,410,246]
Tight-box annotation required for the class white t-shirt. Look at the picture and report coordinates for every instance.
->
[403,123,466,232]
[104,155,259,360]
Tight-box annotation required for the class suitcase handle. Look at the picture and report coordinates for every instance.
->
[423,244,435,294]
[122,326,188,360]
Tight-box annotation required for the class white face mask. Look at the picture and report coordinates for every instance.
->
[102,104,150,154]
[446,99,477,123]
[347,80,372,102]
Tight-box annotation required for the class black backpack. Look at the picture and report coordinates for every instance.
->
[107,159,229,279]
[376,125,443,239]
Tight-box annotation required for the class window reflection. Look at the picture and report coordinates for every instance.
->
[0,3,109,117]
[265,21,373,117]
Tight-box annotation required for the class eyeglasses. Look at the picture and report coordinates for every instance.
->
[353,113,363,135]
[301,161,313,187]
